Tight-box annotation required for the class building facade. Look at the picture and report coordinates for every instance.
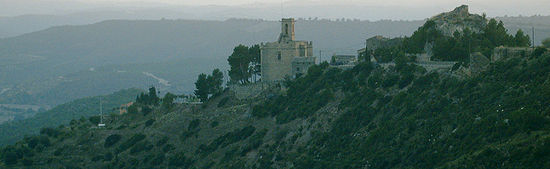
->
[261,18,315,82]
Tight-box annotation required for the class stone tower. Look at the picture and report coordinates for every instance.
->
[261,18,315,82]
[279,18,295,42]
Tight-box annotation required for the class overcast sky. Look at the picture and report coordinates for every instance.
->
[1,0,549,20]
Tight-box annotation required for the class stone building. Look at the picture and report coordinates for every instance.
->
[492,46,534,61]
[261,18,315,82]
[330,55,357,66]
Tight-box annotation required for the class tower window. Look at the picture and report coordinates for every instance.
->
[285,24,288,35]
[277,52,282,60]
[299,45,306,56]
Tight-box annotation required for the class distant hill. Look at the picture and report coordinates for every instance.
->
[1,16,549,108]
[496,15,550,45]
[0,88,142,146]
[0,19,423,107]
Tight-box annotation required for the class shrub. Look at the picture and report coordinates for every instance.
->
[129,141,153,154]
[162,144,175,153]
[241,129,268,155]
[150,153,165,165]
[89,116,101,124]
[26,136,50,149]
[21,158,33,166]
[142,106,152,115]
[104,152,113,161]
[188,119,201,131]
[1,148,18,165]
[275,129,289,141]
[127,104,138,114]
[104,134,122,148]
[145,119,155,127]
[197,126,256,155]
[91,155,103,162]
[398,73,415,89]
[40,127,61,138]
[217,97,230,107]
[382,74,399,88]
[543,38,550,48]
[116,134,146,153]
[53,148,63,156]
[532,47,548,58]
[210,121,219,127]
[168,152,193,167]
[156,136,169,147]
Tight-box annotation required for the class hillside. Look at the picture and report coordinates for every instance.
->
[1,46,549,168]
[0,88,143,146]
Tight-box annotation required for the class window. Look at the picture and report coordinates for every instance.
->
[277,52,282,60]
[297,67,300,72]
[285,24,288,35]
[299,45,306,56]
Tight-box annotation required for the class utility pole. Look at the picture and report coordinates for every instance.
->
[98,97,105,127]
[532,26,535,48]
[469,37,472,64]
[318,50,322,64]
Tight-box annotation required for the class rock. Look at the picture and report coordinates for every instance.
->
[429,5,487,37]
[470,52,490,74]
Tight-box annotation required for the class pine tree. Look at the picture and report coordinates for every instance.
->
[228,45,252,84]
[542,38,550,48]
[194,74,209,102]
[514,29,531,47]
[208,69,224,94]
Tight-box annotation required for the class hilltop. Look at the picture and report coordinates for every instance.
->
[429,5,487,37]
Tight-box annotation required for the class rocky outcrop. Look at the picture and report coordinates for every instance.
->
[429,5,487,37]
[365,35,403,50]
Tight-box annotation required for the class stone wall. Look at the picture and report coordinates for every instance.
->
[228,83,274,100]
[492,46,534,61]
[378,61,456,72]
[292,56,316,76]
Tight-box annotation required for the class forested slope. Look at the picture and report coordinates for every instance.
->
[1,48,548,168]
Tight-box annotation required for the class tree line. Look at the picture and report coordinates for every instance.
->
[362,18,533,63]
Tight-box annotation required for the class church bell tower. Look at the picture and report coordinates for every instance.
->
[279,18,295,42]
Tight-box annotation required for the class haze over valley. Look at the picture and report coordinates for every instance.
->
[1,1,550,168]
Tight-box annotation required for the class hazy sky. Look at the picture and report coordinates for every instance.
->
[1,0,549,19]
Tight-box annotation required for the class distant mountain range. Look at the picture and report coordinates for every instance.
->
[0,18,423,107]
[0,15,549,110]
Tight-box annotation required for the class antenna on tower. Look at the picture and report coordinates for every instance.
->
[281,0,284,19]
[98,97,105,127]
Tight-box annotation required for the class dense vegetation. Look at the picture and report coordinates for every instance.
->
[0,88,142,146]
[544,38,550,48]
[1,48,549,168]
[366,18,532,63]
[253,49,550,168]
[227,45,261,84]
[194,69,224,102]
